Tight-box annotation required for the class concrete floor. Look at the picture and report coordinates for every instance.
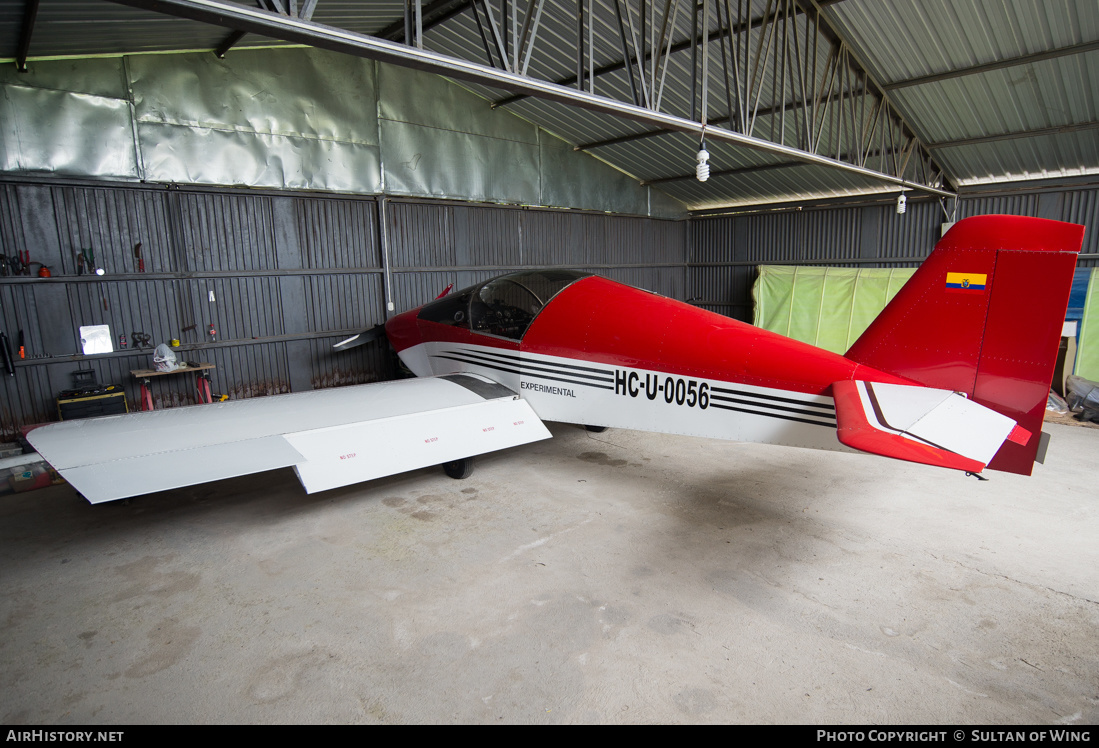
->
[1,421,1096,724]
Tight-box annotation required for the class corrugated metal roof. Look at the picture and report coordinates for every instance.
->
[1,0,1096,209]
[822,0,1099,188]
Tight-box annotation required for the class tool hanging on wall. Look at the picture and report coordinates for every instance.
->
[133,242,145,273]
[0,333,14,376]
[131,331,152,349]
[18,330,25,360]
[78,248,105,276]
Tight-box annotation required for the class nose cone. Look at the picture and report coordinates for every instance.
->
[385,308,423,353]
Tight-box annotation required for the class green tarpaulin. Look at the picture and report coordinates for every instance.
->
[754,265,1099,380]
[753,266,916,354]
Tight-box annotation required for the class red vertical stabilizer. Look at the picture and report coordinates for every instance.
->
[844,215,1083,475]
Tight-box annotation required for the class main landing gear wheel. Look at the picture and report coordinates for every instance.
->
[584,425,608,433]
[442,457,475,479]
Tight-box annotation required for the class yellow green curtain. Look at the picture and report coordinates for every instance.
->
[753,266,916,354]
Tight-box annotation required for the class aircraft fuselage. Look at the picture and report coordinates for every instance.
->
[386,273,911,454]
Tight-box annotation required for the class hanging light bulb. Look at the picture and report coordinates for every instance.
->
[896,191,907,214]
[696,140,711,182]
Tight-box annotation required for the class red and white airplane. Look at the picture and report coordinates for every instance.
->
[28,214,1084,503]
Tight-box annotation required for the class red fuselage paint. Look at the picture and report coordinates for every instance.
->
[387,275,911,395]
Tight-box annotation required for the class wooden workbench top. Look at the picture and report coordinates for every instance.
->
[130,362,215,378]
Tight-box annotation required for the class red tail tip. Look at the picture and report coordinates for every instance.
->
[941,215,1085,254]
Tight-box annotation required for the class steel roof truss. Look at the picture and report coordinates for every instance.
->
[470,0,501,67]
[378,0,474,43]
[479,0,513,72]
[106,0,954,197]
[215,0,318,58]
[517,0,546,76]
[15,0,40,72]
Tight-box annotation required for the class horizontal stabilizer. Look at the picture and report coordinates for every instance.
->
[832,380,1022,473]
[28,374,550,503]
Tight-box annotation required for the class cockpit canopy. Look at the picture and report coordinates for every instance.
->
[417,269,592,341]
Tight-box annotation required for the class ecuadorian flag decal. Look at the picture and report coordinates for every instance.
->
[946,272,987,292]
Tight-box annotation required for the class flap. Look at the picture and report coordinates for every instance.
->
[289,396,548,494]
[832,380,1021,473]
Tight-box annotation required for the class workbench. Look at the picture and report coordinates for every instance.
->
[130,362,216,411]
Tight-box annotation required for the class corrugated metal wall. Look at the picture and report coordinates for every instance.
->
[0,178,687,439]
[5,174,1091,439]
[689,182,1099,321]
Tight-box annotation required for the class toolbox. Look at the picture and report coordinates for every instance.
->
[56,369,128,420]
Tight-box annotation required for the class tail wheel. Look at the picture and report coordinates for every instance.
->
[442,457,474,479]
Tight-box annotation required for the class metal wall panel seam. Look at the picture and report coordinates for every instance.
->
[120,55,146,181]
[377,197,394,314]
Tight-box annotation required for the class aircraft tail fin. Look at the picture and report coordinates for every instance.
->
[844,215,1083,475]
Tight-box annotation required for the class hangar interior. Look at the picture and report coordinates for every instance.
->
[0,0,1097,725]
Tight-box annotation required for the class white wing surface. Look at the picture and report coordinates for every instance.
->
[27,374,550,503]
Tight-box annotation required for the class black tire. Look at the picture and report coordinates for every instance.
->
[442,457,475,479]
[584,424,608,433]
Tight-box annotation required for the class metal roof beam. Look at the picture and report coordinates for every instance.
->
[575,85,871,151]
[517,0,548,76]
[377,0,473,43]
[299,0,318,20]
[16,0,40,72]
[474,0,512,71]
[214,0,322,57]
[214,29,247,57]
[645,160,801,185]
[643,141,909,184]
[927,120,1099,150]
[883,40,1099,92]
[104,0,952,197]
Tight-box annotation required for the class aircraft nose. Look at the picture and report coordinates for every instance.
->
[385,308,423,352]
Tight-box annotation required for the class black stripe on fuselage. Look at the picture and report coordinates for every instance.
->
[432,352,614,390]
[708,401,837,428]
[709,394,837,424]
[448,348,615,382]
[710,385,836,411]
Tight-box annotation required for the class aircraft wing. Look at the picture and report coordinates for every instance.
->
[27,373,551,503]
[832,380,1030,473]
